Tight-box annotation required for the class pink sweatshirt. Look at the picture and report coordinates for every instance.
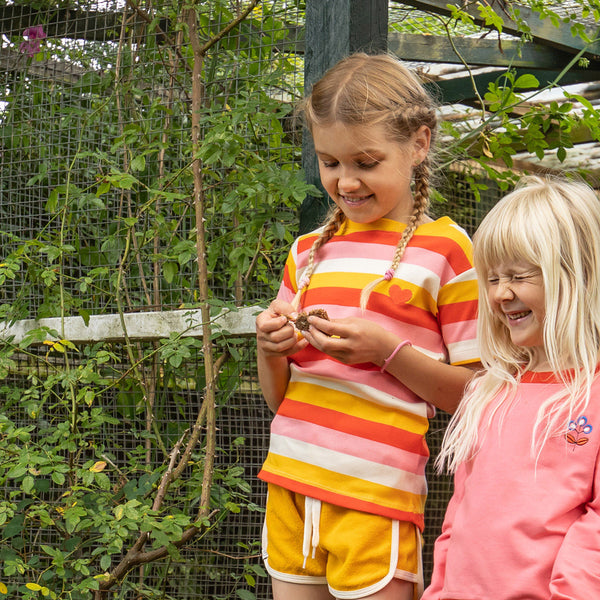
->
[423,370,600,600]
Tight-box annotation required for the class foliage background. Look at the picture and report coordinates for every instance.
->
[1,0,599,599]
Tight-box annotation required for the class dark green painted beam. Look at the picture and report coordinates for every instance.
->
[300,0,388,234]
[400,0,600,58]
[389,32,598,69]
[429,67,600,104]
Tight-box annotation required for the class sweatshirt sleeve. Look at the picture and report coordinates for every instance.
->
[422,466,466,599]
[549,441,600,598]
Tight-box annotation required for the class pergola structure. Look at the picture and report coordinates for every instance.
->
[301,0,600,230]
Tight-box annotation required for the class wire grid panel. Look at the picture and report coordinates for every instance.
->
[0,339,272,599]
[0,0,306,321]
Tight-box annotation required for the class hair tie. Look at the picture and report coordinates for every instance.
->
[298,276,310,291]
[384,268,395,281]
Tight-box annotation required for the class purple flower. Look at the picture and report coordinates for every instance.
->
[19,25,46,58]
[24,26,47,41]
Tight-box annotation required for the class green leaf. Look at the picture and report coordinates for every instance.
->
[7,464,27,479]
[46,188,59,213]
[130,155,146,171]
[3,514,25,539]
[514,74,539,89]
[51,471,65,485]
[78,309,91,327]
[163,262,178,284]
[22,475,35,494]
[96,180,111,196]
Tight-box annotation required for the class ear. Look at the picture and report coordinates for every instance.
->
[412,125,431,166]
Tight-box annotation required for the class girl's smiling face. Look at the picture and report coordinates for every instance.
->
[311,122,430,224]
[486,261,548,365]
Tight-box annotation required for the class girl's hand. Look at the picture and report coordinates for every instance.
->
[255,299,309,357]
[301,315,396,366]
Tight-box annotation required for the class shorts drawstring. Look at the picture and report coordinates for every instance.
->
[302,496,322,569]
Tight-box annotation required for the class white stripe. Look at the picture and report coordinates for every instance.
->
[272,415,425,469]
[447,267,477,284]
[311,256,442,297]
[270,434,427,495]
[447,337,480,364]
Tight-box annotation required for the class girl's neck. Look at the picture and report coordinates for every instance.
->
[527,348,551,373]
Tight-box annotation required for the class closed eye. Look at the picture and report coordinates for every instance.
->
[320,160,339,168]
[512,270,541,281]
[356,160,379,169]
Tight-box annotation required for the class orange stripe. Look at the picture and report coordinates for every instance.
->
[439,298,479,321]
[258,472,425,529]
[301,287,441,332]
[278,399,429,456]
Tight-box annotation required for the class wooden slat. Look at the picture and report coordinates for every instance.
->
[389,32,593,69]
[399,0,600,57]
[429,67,600,104]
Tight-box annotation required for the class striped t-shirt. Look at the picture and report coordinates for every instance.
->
[258,216,479,529]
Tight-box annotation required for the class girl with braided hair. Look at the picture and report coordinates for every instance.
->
[255,53,480,600]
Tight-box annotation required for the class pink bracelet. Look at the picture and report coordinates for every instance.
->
[380,340,412,373]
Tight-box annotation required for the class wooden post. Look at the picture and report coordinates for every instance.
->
[299,0,388,234]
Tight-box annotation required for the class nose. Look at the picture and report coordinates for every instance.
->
[337,168,361,193]
[491,279,515,303]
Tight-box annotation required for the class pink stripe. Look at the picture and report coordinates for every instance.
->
[443,319,477,345]
[298,303,439,350]
[363,309,447,350]
[295,356,431,403]
[271,415,428,475]
[317,240,453,273]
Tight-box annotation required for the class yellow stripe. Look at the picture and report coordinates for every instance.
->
[286,381,429,432]
[440,280,478,303]
[265,454,426,514]
[309,270,369,288]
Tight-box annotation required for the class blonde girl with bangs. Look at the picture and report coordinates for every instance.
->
[255,53,481,600]
[423,175,600,600]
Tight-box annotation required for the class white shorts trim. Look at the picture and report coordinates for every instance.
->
[262,494,423,599]
[329,519,399,599]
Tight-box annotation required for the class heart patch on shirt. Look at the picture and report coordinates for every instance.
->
[390,285,413,305]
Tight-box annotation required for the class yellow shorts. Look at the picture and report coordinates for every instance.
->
[262,484,423,599]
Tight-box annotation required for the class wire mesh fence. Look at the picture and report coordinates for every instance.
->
[0,1,495,598]
[1,0,308,320]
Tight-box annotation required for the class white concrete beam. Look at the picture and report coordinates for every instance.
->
[0,306,261,344]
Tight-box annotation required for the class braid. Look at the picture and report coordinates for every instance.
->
[359,161,431,311]
[291,206,346,310]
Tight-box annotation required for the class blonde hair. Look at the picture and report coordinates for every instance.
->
[292,53,438,311]
[438,175,600,473]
